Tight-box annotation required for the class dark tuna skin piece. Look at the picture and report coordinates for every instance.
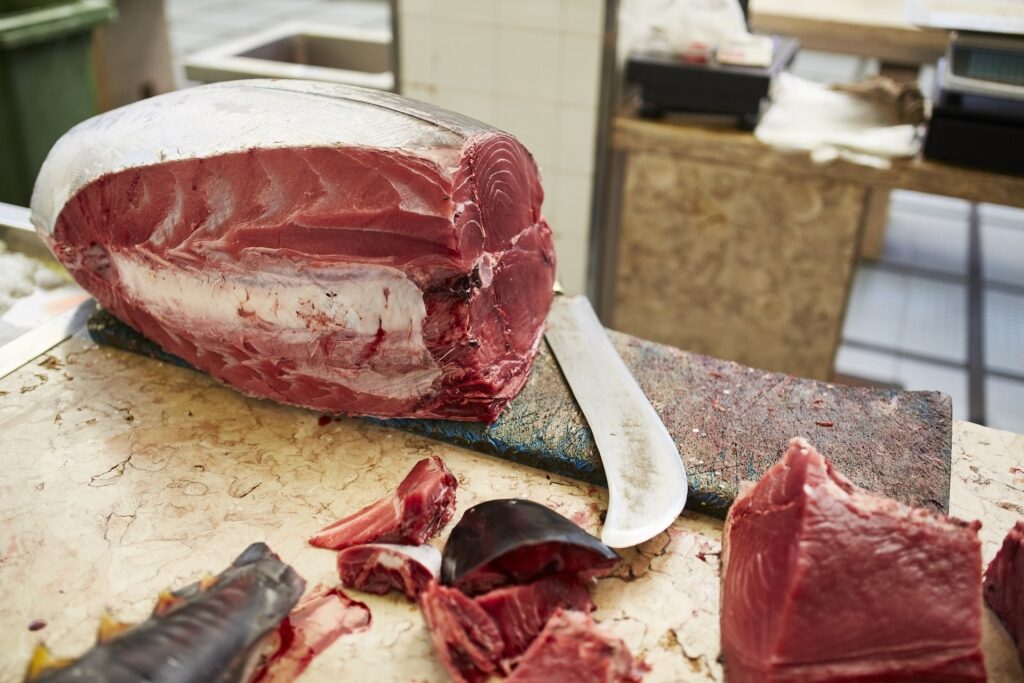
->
[985,520,1024,667]
[31,543,304,683]
[721,438,986,683]
[441,499,619,595]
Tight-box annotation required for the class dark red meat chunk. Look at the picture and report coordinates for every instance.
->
[985,520,1024,666]
[505,609,646,683]
[310,455,457,550]
[721,438,986,683]
[419,581,503,683]
[336,543,440,601]
[455,541,617,595]
[475,574,595,670]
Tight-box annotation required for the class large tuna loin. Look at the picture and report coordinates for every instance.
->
[31,80,556,421]
[721,437,986,683]
[984,520,1024,666]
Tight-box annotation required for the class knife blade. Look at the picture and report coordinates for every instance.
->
[0,201,95,380]
[544,294,688,548]
[0,297,97,380]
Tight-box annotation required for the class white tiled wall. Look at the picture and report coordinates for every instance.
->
[397,0,605,295]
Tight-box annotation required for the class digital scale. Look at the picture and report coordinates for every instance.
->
[625,37,799,129]
[909,0,1024,173]
[942,32,1024,100]
[924,31,1024,173]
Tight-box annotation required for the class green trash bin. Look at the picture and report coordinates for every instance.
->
[0,0,115,206]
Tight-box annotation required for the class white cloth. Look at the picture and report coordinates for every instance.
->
[755,74,921,168]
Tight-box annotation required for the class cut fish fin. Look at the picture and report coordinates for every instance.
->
[97,613,133,643]
[152,590,183,617]
[198,573,217,591]
[24,644,71,681]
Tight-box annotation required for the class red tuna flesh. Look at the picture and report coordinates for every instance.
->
[419,581,503,683]
[252,585,371,683]
[985,520,1024,666]
[505,608,646,683]
[475,574,595,669]
[310,455,457,550]
[721,437,986,683]
[32,80,555,422]
[452,540,618,596]
[336,543,440,601]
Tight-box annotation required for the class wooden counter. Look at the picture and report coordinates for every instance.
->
[2,333,1024,680]
[613,117,1024,209]
[602,113,1024,380]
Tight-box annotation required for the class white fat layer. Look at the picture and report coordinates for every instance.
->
[111,253,440,400]
[476,252,495,287]
[30,80,494,235]
[364,544,442,576]
[148,177,184,248]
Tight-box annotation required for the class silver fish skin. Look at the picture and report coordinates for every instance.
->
[31,79,493,237]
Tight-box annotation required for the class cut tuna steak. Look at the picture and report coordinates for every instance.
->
[336,543,440,601]
[985,520,1024,666]
[442,499,620,595]
[475,574,595,668]
[31,79,556,422]
[721,438,986,683]
[505,609,647,683]
[419,581,503,683]
[310,455,457,550]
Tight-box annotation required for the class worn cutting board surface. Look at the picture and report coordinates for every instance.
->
[87,309,953,516]
[2,334,1022,683]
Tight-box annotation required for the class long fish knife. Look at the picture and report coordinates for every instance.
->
[0,297,97,380]
[544,294,688,548]
[0,201,96,380]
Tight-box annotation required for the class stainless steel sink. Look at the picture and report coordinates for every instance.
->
[184,23,394,91]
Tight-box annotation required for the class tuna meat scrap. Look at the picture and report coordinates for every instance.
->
[31,80,556,422]
[721,437,986,682]
[337,543,441,601]
[309,454,457,550]
[307,454,644,682]
[505,609,648,683]
[421,498,645,682]
[985,520,1024,667]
